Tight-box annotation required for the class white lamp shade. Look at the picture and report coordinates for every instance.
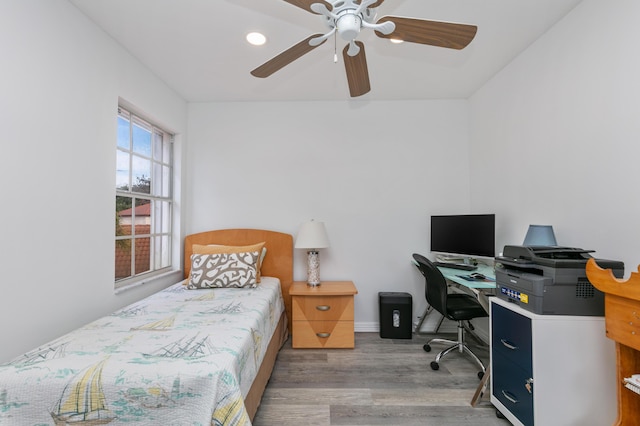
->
[523,225,557,246]
[295,221,330,249]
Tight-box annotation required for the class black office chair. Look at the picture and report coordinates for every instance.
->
[412,253,488,378]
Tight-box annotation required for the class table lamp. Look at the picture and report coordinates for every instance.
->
[523,224,557,246]
[295,220,330,286]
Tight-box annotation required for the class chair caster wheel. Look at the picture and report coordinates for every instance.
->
[423,344,431,352]
[477,371,484,380]
[430,361,439,370]
[496,409,506,419]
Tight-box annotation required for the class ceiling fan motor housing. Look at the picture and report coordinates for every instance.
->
[336,10,361,41]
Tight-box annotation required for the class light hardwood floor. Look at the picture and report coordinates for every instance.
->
[254,332,510,426]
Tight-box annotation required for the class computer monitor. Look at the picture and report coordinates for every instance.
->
[430,214,496,260]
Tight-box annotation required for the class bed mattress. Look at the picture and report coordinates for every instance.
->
[0,277,285,425]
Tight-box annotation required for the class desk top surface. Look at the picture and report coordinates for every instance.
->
[437,263,497,289]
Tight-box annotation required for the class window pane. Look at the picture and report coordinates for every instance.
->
[161,201,171,233]
[116,150,130,190]
[163,138,171,165]
[162,165,171,197]
[152,162,163,197]
[153,130,163,163]
[134,237,151,275]
[161,235,171,268]
[134,199,151,231]
[152,236,161,270]
[131,155,151,194]
[115,239,132,280]
[117,115,130,150]
[116,195,132,236]
[151,200,161,235]
[132,121,152,157]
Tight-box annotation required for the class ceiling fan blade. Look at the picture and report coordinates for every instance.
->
[354,0,385,7]
[251,35,326,78]
[283,0,333,14]
[343,41,370,97]
[375,16,477,50]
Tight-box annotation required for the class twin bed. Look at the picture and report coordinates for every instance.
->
[0,229,294,425]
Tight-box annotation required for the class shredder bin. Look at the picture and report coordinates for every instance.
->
[379,292,412,339]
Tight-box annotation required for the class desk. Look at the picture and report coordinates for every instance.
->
[414,263,496,334]
[438,263,496,290]
[439,264,496,310]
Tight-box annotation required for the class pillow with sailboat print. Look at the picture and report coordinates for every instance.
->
[187,250,260,289]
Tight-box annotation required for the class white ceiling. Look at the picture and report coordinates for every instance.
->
[69,0,583,102]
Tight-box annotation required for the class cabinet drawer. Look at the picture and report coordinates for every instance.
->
[491,302,532,370]
[292,295,354,321]
[493,351,534,426]
[292,320,354,348]
[604,294,640,351]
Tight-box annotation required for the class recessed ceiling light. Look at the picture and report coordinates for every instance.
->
[246,32,266,46]
[390,38,404,44]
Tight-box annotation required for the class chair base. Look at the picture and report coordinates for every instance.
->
[424,321,486,377]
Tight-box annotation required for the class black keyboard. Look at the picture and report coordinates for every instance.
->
[434,261,477,271]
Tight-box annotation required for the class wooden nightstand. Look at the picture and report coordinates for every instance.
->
[290,281,358,348]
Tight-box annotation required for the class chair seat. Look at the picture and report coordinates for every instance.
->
[445,294,488,321]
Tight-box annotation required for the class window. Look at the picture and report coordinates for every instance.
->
[115,107,173,289]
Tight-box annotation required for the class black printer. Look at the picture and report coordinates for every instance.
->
[495,245,624,316]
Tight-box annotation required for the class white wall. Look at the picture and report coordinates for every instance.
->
[187,100,471,329]
[0,0,187,363]
[7,0,633,364]
[469,0,640,273]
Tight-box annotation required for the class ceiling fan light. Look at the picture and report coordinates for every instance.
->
[390,38,403,44]
[336,13,361,41]
[246,32,266,46]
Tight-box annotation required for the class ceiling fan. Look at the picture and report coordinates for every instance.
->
[250,0,477,97]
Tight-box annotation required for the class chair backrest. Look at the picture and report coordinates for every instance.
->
[412,253,448,316]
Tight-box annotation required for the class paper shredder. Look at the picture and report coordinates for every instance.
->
[379,292,412,339]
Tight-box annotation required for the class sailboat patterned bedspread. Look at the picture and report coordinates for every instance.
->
[0,277,285,425]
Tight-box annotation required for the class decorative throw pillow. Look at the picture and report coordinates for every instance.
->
[192,242,266,282]
[187,250,260,289]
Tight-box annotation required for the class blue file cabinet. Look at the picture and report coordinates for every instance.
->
[489,297,616,426]
[491,300,534,425]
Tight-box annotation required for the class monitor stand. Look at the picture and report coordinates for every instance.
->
[435,254,476,266]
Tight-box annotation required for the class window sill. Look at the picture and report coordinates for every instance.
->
[115,269,183,294]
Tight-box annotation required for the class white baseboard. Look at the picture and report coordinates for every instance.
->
[355,322,378,332]
[355,317,489,344]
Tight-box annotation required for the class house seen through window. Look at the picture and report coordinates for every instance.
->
[115,107,173,289]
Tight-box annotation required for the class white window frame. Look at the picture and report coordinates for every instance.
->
[115,106,174,290]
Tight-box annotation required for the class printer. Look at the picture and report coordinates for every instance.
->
[495,245,624,316]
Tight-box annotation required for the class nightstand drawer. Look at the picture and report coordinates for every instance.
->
[292,320,354,348]
[292,295,354,321]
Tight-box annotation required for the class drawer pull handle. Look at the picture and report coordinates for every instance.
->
[316,305,331,311]
[501,390,519,404]
[316,332,331,338]
[500,339,518,350]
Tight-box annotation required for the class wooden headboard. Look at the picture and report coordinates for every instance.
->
[184,229,294,329]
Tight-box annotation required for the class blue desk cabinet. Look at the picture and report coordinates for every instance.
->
[490,297,616,426]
